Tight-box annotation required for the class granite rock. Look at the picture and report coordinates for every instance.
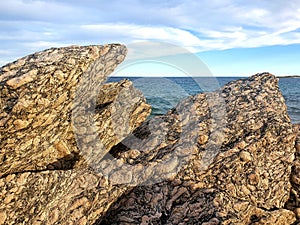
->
[286,124,300,223]
[99,73,296,225]
[0,44,129,177]
[0,45,151,225]
[1,46,298,225]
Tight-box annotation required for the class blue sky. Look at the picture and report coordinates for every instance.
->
[1,0,300,76]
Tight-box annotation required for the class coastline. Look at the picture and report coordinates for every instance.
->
[1,45,300,225]
[277,75,300,78]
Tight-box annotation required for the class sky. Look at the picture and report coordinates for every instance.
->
[1,0,300,76]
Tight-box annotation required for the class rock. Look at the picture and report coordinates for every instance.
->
[0,44,129,177]
[99,73,296,225]
[286,124,300,223]
[251,209,296,225]
[0,167,127,225]
[0,45,151,225]
[294,207,300,218]
[239,150,252,162]
[1,48,297,225]
[0,211,7,225]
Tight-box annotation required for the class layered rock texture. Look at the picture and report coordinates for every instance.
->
[99,73,297,225]
[0,44,299,225]
[0,44,130,176]
[0,44,151,224]
[286,124,300,223]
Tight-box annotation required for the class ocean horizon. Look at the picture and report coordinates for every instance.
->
[107,76,300,124]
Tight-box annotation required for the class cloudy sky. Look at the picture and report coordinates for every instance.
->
[1,0,300,76]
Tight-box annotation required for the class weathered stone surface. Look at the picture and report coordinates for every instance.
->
[0,166,127,225]
[0,44,129,177]
[286,124,300,223]
[0,45,151,225]
[73,78,151,167]
[1,47,297,225]
[99,73,296,225]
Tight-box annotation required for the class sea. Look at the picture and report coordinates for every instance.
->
[107,77,300,124]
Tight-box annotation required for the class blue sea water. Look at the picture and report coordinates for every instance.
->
[107,77,300,124]
[279,78,300,124]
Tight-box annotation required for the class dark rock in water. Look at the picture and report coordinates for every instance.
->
[0,45,151,224]
[99,73,296,225]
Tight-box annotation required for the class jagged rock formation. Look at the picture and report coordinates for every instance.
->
[0,44,130,177]
[0,45,151,224]
[0,45,298,225]
[99,73,297,225]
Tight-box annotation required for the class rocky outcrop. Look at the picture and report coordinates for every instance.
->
[99,73,296,225]
[0,44,298,225]
[286,124,300,222]
[0,44,129,177]
[0,45,151,224]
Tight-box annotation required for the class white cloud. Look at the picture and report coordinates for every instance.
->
[1,0,300,65]
[80,24,205,50]
[80,21,300,52]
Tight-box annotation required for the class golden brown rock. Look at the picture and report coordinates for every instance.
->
[239,150,252,162]
[251,209,296,225]
[0,44,130,177]
[286,124,300,223]
[1,48,297,225]
[0,45,151,225]
[100,73,296,225]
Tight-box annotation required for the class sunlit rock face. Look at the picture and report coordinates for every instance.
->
[0,44,298,225]
[0,44,151,225]
[100,73,296,225]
